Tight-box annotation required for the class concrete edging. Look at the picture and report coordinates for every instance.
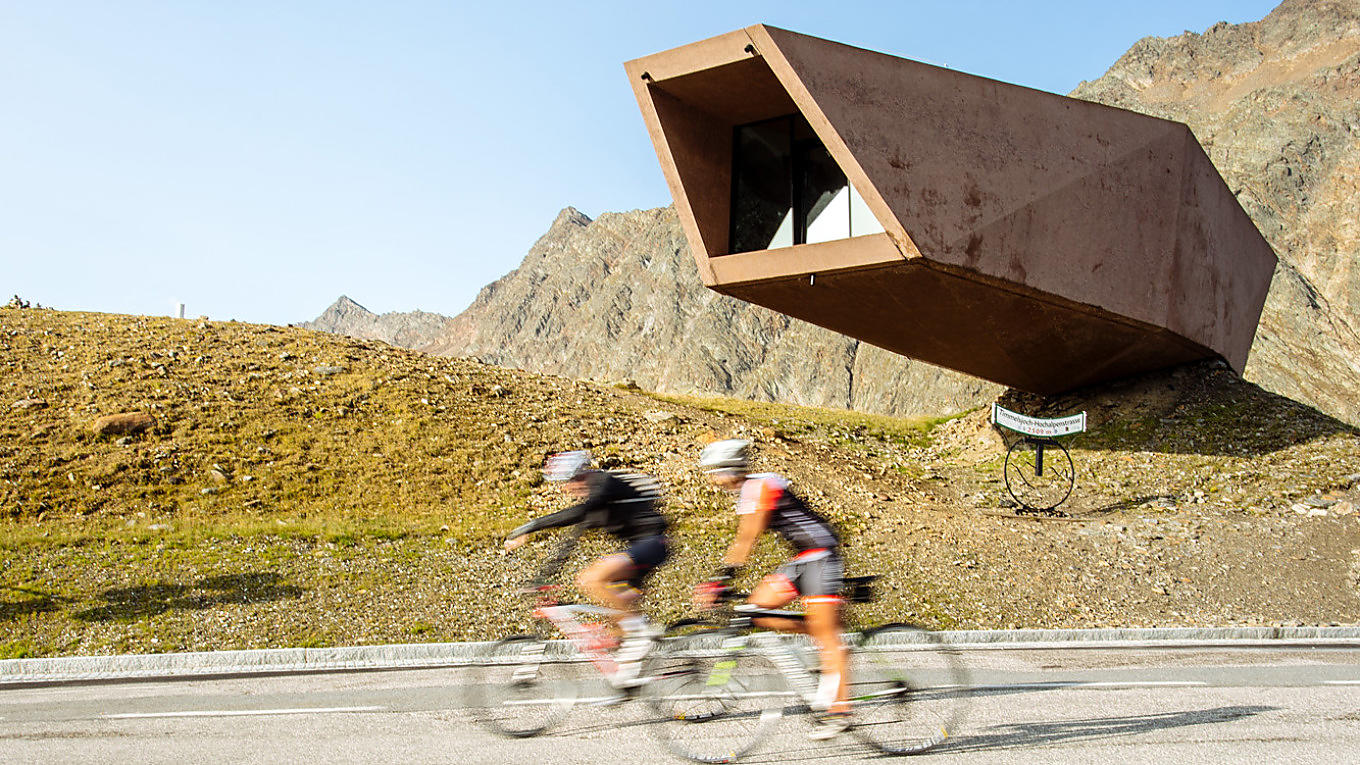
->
[3,626,1357,685]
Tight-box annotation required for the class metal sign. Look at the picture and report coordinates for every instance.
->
[990,404,1086,438]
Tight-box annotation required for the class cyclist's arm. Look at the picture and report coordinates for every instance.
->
[507,475,608,540]
[723,479,776,567]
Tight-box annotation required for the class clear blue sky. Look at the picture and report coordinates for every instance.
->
[1,1,1280,325]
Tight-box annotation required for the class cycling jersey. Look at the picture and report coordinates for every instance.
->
[736,473,838,552]
[511,470,667,543]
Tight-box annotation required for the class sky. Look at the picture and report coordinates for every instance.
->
[1,0,1281,326]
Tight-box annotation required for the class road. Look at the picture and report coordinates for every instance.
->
[1,645,1357,763]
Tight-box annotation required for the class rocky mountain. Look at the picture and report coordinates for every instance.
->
[1071,0,1360,425]
[421,207,998,416]
[311,0,1360,426]
[299,295,452,350]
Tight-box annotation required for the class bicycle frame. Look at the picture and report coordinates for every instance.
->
[718,606,825,710]
[528,587,628,678]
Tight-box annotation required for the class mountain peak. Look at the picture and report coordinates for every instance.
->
[553,206,593,229]
[331,295,370,313]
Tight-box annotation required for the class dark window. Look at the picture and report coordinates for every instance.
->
[731,116,794,253]
[730,114,881,254]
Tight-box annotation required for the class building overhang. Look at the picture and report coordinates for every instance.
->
[625,25,1277,395]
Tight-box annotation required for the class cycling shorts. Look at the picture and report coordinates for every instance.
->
[620,534,669,589]
[766,548,844,600]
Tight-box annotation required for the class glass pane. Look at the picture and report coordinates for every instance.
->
[806,186,850,243]
[797,129,850,245]
[849,184,885,236]
[731,118,793,252]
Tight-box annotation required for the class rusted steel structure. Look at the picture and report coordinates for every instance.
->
[625,25,1277,394]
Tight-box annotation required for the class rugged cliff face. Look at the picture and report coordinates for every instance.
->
[422,207,997,416]
[1071,0,1360,425]
[310,0,1360,425]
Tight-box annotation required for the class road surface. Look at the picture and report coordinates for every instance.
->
[1,644,1357,763]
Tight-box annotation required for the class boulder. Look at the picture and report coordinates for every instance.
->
[90,412,157,437]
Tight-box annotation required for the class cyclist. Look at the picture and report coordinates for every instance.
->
[504,450,668,686]
[695,438,853,740]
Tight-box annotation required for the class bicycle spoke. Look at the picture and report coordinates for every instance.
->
[465,636,595,738]
[643,629,784,763]
[848,624,971,755]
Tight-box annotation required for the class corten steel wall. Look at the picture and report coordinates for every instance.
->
[625,25,1277,395]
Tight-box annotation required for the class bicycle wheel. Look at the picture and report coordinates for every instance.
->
[847,624,969,755]
[1004,437,1074,512]
[643,627,786,763]
[465,635,586,737]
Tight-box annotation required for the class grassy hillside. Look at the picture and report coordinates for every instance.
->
[1,306,1357,657]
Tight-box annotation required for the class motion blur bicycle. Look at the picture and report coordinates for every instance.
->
[642,579,970,763]
[464,528,659,737]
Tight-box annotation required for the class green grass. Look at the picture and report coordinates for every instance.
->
[643,390,949,448]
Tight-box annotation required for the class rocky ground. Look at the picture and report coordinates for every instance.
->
[1,306,1357,657]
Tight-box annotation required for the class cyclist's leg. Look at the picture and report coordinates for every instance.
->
[803,555,849,714]
[578,535,668,621]
[577,554,638,617]
[805,596,849,714]
[748,567,806,633]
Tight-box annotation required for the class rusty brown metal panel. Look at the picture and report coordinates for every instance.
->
[625,26,1277,394]
[720,262,1213,393]
[1171,131,1277,371]
[754,26,1191,302]
[647,87,733,264]
[708,233,903,286]
[651,57,796,128]
[625,28,753,83]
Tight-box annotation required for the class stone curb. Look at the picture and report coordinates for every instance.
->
[2,626,1357,685]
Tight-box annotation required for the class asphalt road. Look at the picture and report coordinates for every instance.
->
[2,645,1358,764]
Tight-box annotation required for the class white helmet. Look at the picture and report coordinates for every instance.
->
[699,439,751,472]
[543,450,593,482]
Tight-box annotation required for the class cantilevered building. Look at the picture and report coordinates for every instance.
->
[625,26,1276,394]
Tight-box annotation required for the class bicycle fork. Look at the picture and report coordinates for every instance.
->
[704,634,820,709]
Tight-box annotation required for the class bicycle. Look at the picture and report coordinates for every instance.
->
[642,578,970,763]
[464,529,660,737]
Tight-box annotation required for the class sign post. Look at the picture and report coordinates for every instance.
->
[990,405,1086,513]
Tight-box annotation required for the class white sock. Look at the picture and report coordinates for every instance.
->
[620,615,646,636]
[814,672,840,712]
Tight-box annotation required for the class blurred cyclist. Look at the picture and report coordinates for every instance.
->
[695,439,853,740]
[504,450,668,686]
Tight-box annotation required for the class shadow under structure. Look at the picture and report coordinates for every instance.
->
[625,25,1277,395]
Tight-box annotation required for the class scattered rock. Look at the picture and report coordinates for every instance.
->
[314,365,346,376]
[643,410,682,426]
[90,412,156,437]
[11,398,47,411]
